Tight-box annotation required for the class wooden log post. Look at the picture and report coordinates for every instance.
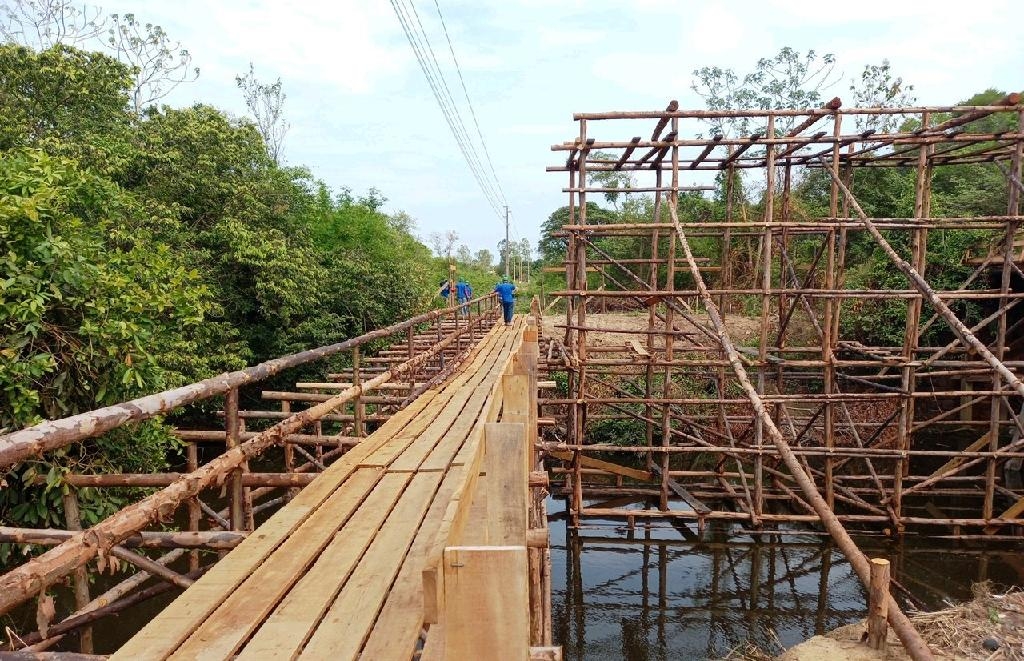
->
[225,387,244,531]
[868,558,891,650]
[61,491,92,654]
[352,347,365,438]
[186,442,200,571]
[442,546,530,660]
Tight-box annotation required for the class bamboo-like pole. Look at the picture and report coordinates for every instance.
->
[868,558,891,650]
[0,311,488,615]
[0,294,497,467]
[61,492,92,654]
[664,201,934,659]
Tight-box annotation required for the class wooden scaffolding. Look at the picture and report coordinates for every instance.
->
[542,95,1024,537]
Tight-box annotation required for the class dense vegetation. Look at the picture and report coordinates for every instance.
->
[0,41,435,531]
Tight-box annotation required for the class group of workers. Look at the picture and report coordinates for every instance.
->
[439,276,518,325]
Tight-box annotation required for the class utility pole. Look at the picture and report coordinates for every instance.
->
[504,205,510,279]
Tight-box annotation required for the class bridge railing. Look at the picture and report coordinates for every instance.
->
[0,294,500,645]
[419,317,559,659]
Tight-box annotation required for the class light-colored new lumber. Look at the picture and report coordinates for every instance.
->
[233,472,413,659]
[442,546,530,660]
[298,472,443,659]
[484,423,528,545]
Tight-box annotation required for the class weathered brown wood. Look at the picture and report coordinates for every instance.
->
[0,294,497,468]
[60,492,92,654]
[0,528,245,550]
[868,558,891,650]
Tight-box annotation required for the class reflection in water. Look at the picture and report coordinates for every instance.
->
[550,497,1024,661]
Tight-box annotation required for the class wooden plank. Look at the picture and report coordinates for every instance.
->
[984,495,1024,534]
[391,334,511,472]
[111,422,417,661]
[651,464,711,514]
[358,468,463,660]
[298,472,444,659]
[168,468,384,658]
[442,546,530,660]
[628,339,650,357]
[233,472,413,660]
[422,426,489,624]
[485,423,528,545]
[927,431,990,478]
[418,324,521,472]
[420,624,444,661]
[546,449,651,482]
[363,325,507,470]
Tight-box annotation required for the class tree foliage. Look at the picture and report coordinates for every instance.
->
[0,42,436,531]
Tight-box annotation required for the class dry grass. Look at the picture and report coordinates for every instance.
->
[910,583,1024,660]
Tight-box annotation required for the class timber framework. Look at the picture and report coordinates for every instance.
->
[542,95,1024,537]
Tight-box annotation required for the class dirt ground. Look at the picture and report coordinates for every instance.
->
[778,622,918,661]
[541,311,761,349]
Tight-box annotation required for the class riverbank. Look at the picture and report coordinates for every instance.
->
[777,584,1024,661]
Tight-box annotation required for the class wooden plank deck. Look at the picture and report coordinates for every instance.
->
[113,318,526,661]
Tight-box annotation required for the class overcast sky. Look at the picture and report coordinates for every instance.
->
[101,0,1024,254]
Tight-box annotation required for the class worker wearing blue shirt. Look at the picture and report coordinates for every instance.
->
[493,277,517,325]
[456,278,472,316]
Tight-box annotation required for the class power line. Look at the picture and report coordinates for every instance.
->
[431,0,506,206]
[403,0,504,210]
[390,0,502,217]
[388,0,507,219]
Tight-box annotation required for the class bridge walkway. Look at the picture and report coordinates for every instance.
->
[113,318,531,660]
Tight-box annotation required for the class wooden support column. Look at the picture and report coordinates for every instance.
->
[823,111,842,509]
[352,347,364,438]
[442,546,530,660]
[867,558,891,650]
[986,108,1023,519]
[61,490,92,654]
[645,169,663,469]
[754,114,776,518]
[224,387,244,531]
[894,112,931,526]
[660,116,679,511]
[572,119,589,528]
[186,442,200,570]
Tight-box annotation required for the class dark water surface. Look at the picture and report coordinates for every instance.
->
[549,497,1024,661]
[7,491,1023,656]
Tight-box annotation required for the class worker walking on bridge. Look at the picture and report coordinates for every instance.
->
[493,277,517,325]
[456,278,473,317]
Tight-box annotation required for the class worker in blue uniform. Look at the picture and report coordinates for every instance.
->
[493,277,517,325]
[456,278,473,316]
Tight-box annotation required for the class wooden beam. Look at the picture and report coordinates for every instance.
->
[484,423,528,545]
[546,449,651,481]
[442,546,529,660]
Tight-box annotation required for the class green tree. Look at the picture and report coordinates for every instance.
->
[691,47,838,136]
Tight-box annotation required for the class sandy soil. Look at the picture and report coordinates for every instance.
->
[541,311,762,349]
[779,622,918,661]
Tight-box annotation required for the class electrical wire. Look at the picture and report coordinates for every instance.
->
[431,0,507,207]
[391,0,502,217]
[388,0,507,219]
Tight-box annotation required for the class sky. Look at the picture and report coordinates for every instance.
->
[98,0,1024,255]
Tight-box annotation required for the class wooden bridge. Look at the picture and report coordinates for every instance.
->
[0,297,558,660]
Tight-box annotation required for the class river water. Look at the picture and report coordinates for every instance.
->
[549,497,1024,660]
[7,492,1023,656]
